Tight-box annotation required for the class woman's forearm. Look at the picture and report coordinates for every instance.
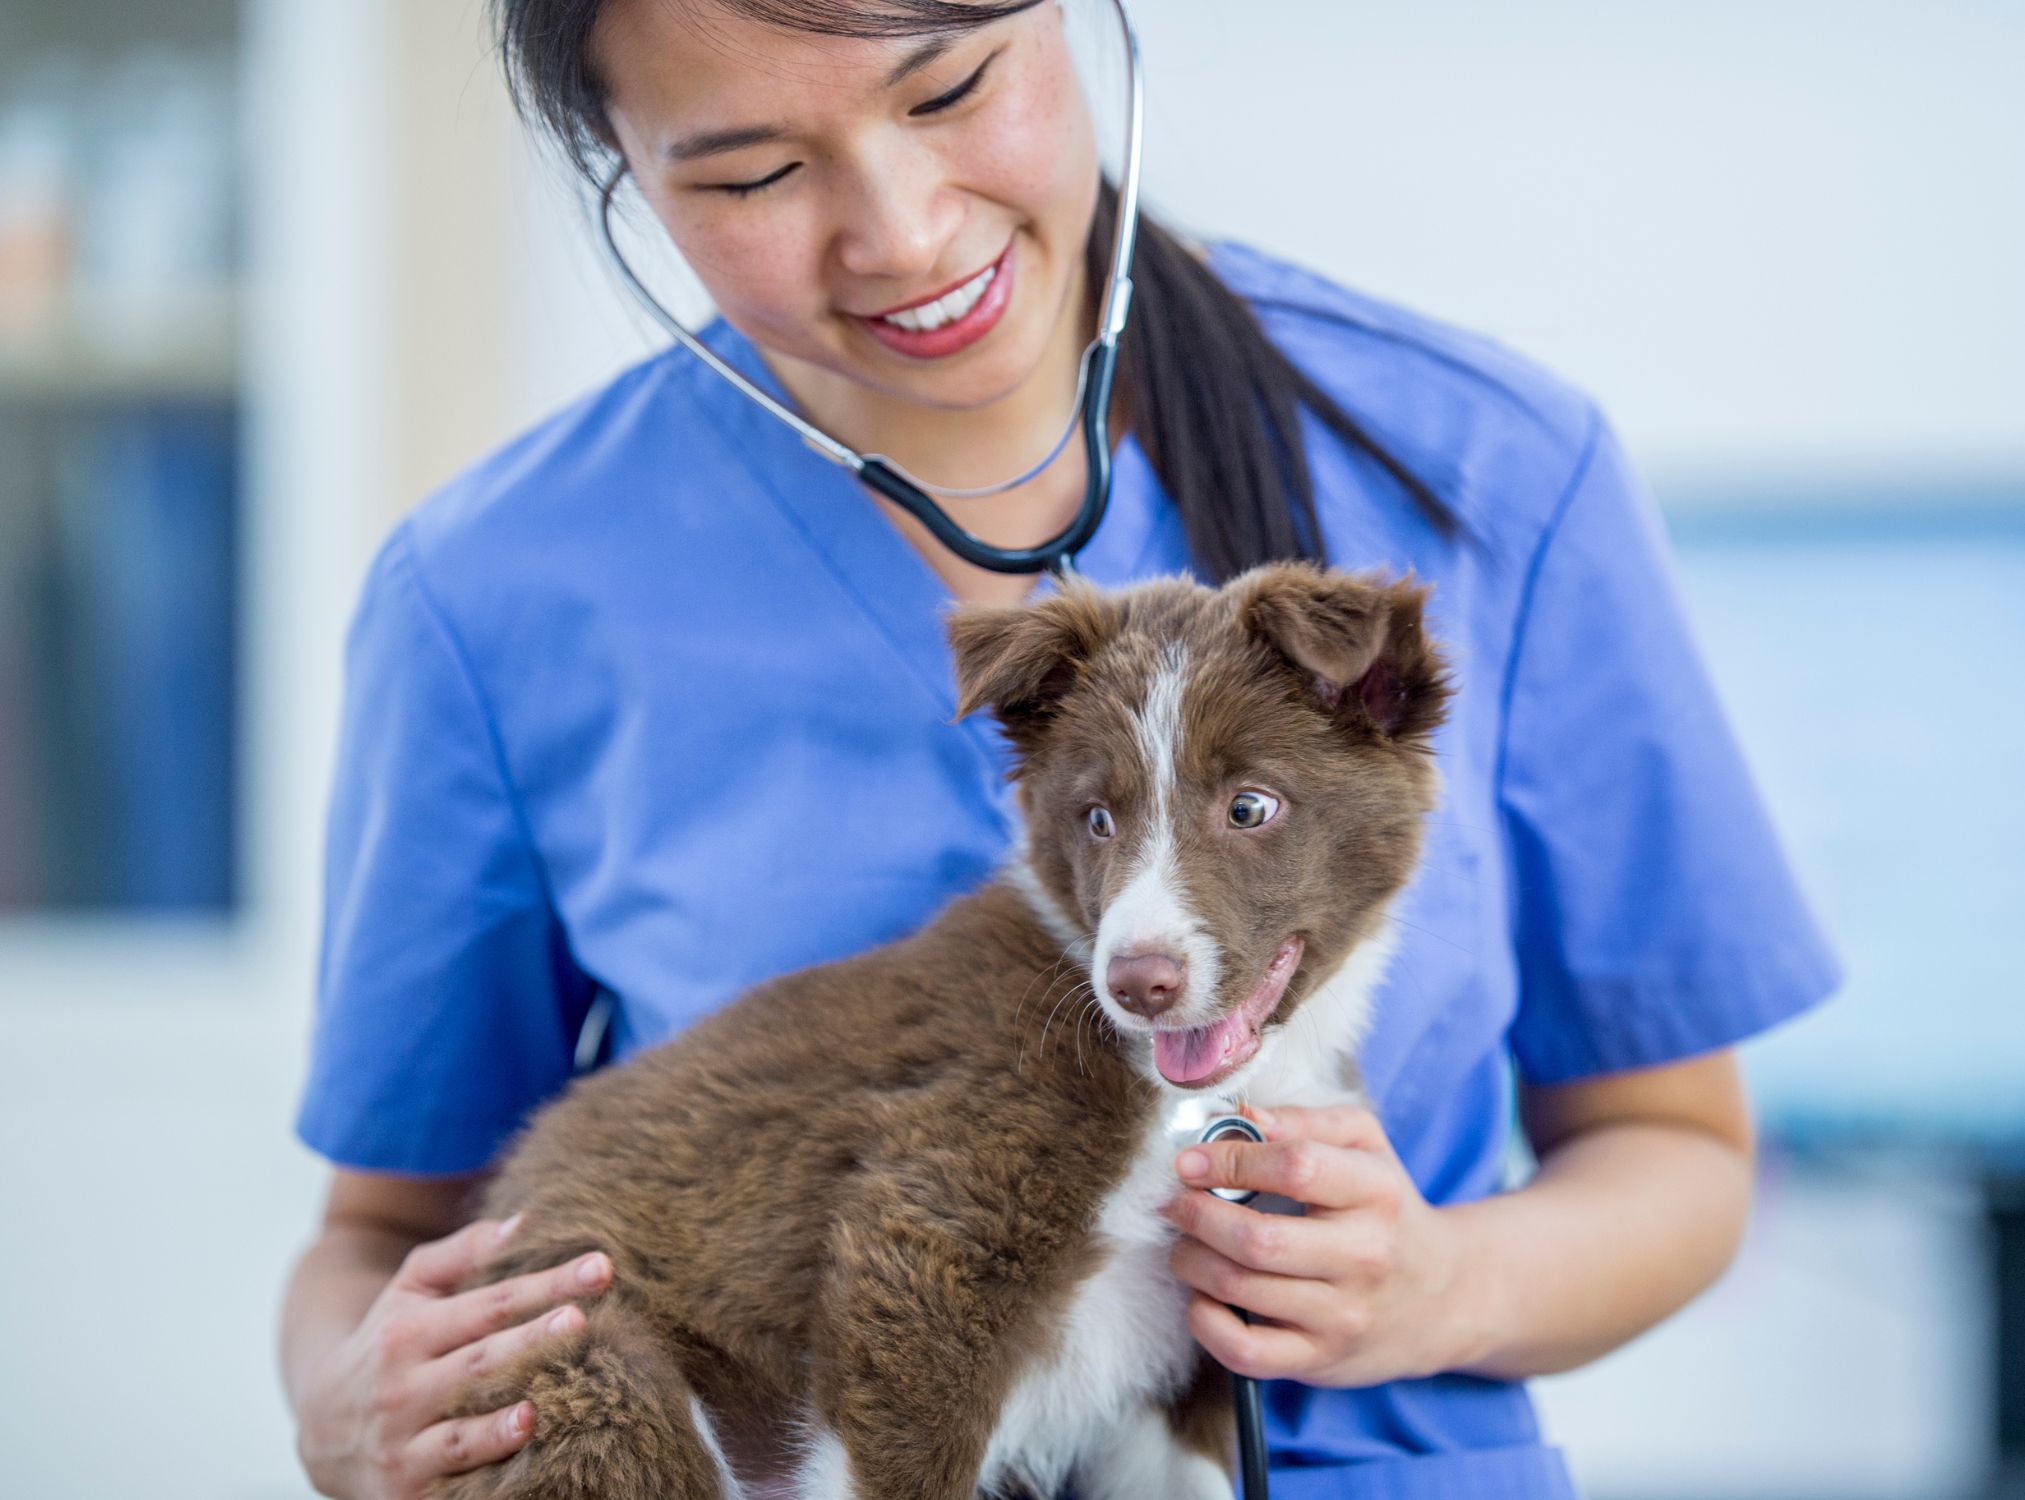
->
[1444,1118,1754,1380]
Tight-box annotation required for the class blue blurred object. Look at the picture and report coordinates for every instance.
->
[1668,497,2025,1158]
[76,405,238,910]
[1671,493,2025,1489]
[11,402,240,913]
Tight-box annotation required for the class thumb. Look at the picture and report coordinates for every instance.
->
[393,1212,522,1295]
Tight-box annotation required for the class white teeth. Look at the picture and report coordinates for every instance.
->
[880,263,995,333]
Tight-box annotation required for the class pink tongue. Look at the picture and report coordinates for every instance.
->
[1154,1012,1251,1085]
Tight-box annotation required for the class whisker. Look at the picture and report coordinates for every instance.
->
[1013,951,1076,1034]
[1383,914,1472,956]
[1037,978,1088,1066]
[1051,980,1100,1071]
[1014,953,1085,1079]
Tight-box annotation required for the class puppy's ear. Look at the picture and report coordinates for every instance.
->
[947,583,1118,754]
[1237,563,1450,746]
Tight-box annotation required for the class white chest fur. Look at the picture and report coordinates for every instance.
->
[1238,921,1397,1110]
[973,931,1393,1498]
[976,1109,1201,1499]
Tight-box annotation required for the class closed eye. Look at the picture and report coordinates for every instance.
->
[910,49,999,116]
[712,162,799,198]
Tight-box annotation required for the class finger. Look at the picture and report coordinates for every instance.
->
[393,1215,522,1296]
[1255,1102,1394,1156]
[410,1400,538,1479]
[1185,1293,1319,1382]
[410,1299,589,1417]
[421,1251,614,1358]
[1163,1188,1342,1277]
[1175,1135,1395,1211]
[1169,1237,1341,1332]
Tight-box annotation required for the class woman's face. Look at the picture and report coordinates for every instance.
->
[591,0,1100,417]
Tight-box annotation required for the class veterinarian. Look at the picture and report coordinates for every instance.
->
[278,1,1841,1496]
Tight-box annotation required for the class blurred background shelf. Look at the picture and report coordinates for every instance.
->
[0,283,241,402]
[0,0,244,919]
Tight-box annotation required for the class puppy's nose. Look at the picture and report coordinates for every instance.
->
[1108,951,1185,1019]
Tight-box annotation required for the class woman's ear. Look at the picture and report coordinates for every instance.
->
[946,583,1118,755]
[1236,562,1451,746]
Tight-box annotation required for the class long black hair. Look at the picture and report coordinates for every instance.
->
[489,0,1452,582]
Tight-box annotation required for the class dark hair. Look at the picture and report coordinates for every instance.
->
[490,0,1452,582]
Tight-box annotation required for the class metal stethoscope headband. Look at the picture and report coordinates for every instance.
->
[596,0,1144,577]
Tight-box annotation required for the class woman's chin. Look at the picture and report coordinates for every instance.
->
[848,330,1049,414]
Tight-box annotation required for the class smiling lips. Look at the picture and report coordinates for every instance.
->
[855,238,1016,359]
[1152,936,1306,1088]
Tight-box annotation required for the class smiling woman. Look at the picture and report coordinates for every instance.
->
[494,0,1449,598]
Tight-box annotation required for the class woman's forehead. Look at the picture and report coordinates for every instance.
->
[593,0,1014,133]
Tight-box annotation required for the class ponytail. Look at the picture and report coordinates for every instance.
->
[1089,181,1453,581]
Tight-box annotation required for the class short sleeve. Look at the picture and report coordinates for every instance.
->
[1498,410,1842,1084]
[294,523,594,1174]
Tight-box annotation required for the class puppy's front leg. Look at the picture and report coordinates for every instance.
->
[803,1186,1038,1500]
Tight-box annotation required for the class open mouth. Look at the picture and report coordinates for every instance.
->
[1151,936,1305,1090]
[854,238,1016,360]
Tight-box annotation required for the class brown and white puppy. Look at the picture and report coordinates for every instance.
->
[432,562,1450,1500]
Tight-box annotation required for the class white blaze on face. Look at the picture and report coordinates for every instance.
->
[1090,645,1222,1027]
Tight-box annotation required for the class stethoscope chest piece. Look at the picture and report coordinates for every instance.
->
[1198,1113,1265,1203]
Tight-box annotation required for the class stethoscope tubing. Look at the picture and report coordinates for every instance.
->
[1202,1114,1274,1500]
[594,0,1145,577]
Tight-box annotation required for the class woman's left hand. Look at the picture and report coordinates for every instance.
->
[1161,1103,1487,1387]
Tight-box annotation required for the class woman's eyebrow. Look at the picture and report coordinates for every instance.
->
[885,36,956,88]
[666,124,787,163]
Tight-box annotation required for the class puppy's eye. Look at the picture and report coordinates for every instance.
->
[1228,792,1280,830]
[1087,807,1115,839]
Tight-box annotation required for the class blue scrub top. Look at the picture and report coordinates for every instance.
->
[296,240,1841,1498]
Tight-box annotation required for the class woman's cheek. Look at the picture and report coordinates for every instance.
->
[967,52,1095,220]
[670,210,829,351]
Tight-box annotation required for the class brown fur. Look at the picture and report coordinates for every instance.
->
[429,563,1449,1500]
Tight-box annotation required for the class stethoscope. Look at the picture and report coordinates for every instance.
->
[596,0,1145,578]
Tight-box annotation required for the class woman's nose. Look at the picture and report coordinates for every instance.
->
[830,145,962,287]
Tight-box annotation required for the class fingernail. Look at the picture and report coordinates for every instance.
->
[1177,1149,1208,1181]
[1249,1107,1276,1134]
[577,1253,609,1286]
[494,1212,524,1243]
[509,1402,532,1434]
[547,1306,577,1334]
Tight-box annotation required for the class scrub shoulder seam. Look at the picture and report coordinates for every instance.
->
[384,520,570,923]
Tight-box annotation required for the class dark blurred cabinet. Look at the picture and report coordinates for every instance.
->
[0,0,241,913]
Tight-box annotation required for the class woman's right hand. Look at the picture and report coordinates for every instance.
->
[294,1214,614,1499]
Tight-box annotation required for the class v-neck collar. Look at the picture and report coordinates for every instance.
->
[691,315,1172,724]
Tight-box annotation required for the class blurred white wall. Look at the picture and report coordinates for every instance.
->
[0,3,2017,1498]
